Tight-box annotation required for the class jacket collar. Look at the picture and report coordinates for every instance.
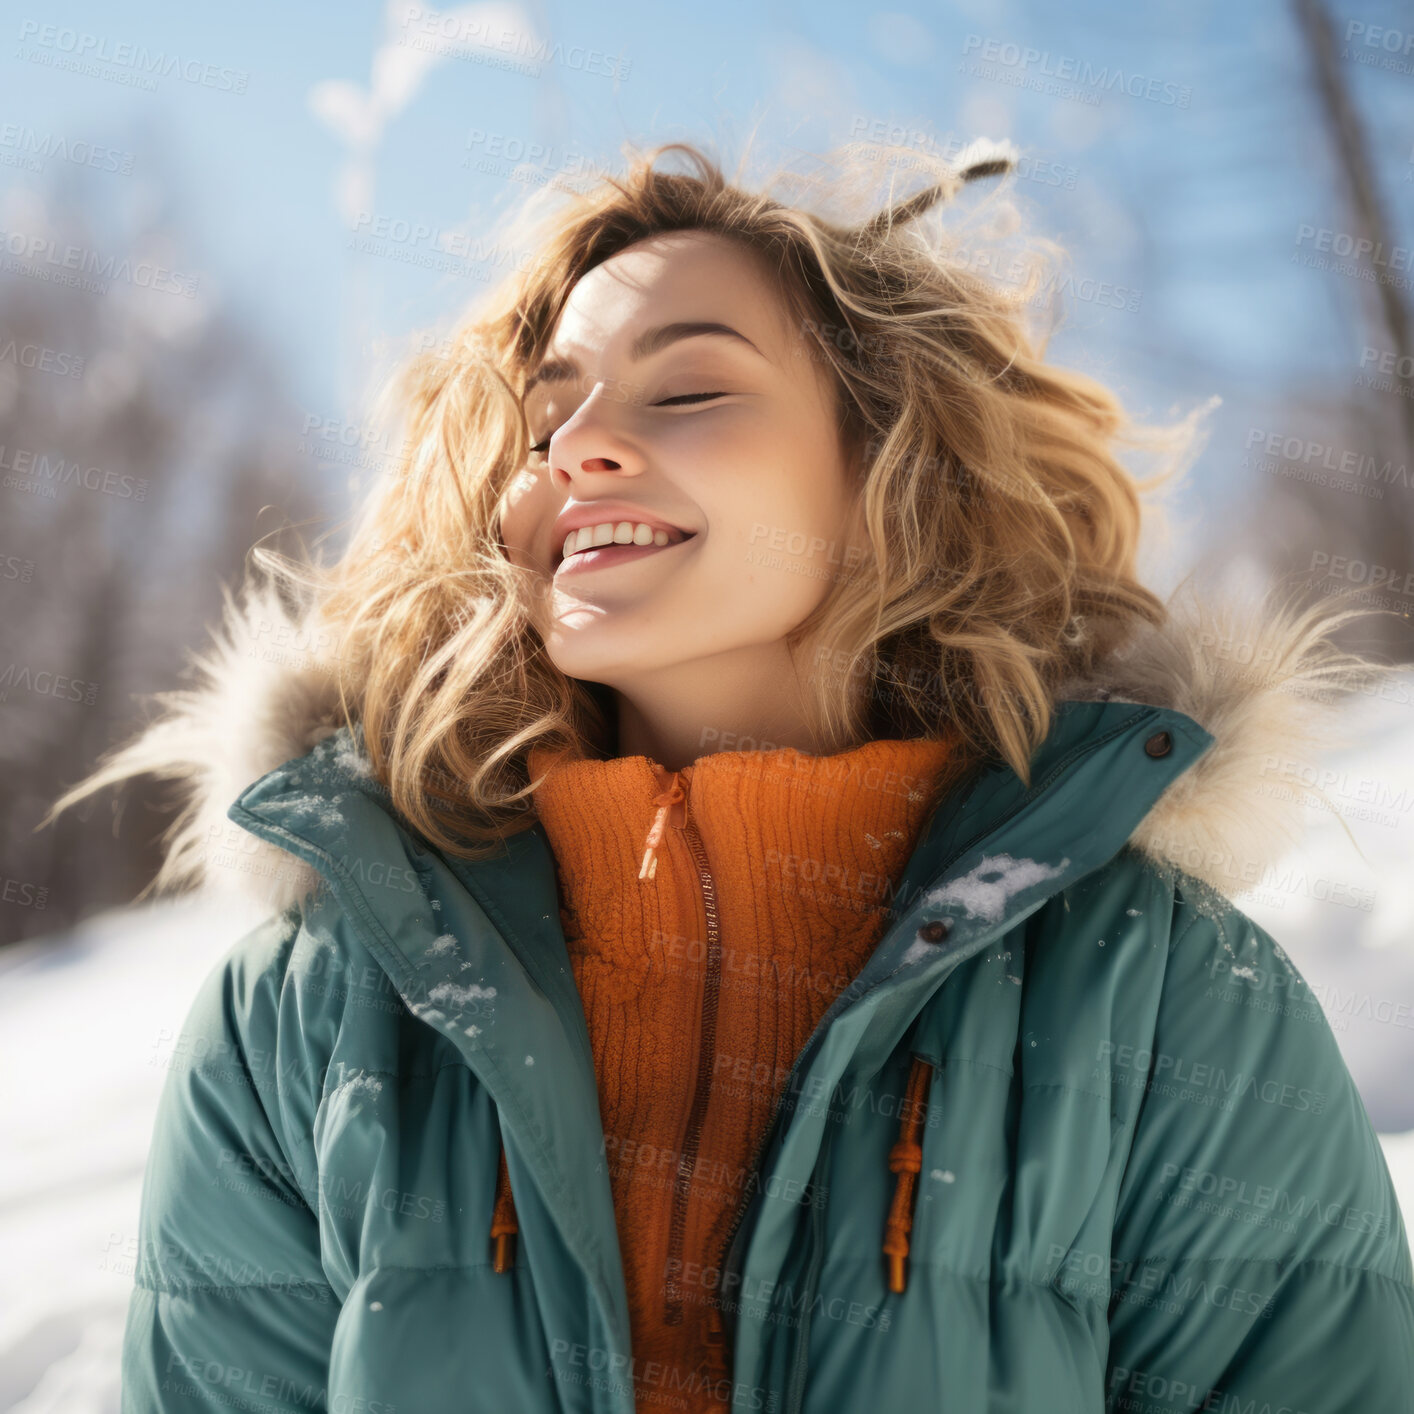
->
[154,574,1373,922]
[226,695,1215,1167]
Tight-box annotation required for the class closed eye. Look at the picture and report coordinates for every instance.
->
[528,393,729,455]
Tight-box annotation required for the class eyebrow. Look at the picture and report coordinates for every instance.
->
[523,321,765,396]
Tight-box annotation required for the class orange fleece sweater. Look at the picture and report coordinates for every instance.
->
[519,734,959,1414]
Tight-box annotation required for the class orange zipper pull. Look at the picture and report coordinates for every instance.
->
[638,768,685,881]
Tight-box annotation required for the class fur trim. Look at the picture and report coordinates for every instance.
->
[52,575,345,915]
[63,571,1389,921]
[1057,580,1384,919]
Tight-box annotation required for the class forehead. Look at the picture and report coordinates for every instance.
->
[546,230,796,359]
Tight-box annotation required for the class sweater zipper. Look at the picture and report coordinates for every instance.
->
[666,813,723,1340]
[641,766,727,1352]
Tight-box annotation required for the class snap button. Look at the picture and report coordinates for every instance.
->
[1144,730,1172,758]
[917,919,951,944]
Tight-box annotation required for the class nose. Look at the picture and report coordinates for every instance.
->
[547,382,644,491]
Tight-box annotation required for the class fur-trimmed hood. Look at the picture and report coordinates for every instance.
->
[86,575,1385,921]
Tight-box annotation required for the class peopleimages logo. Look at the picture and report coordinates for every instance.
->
[1159,1162,1391,1238]
[0,228,200,297]
[0,339,83,378]
[0,444,149,500]
[0,123,136,175]
[15,20,249,92]
[1096,1040,1327,1114]
[959,35,1191,107]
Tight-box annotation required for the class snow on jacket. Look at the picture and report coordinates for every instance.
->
[121,583,1414,1413]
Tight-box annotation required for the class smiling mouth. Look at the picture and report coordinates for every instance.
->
[554,530,698,575]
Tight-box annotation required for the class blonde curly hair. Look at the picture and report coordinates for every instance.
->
[48,135,1214,866]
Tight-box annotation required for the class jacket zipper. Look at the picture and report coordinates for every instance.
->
[784,1123,835,1414]
[705,1078,776,1366]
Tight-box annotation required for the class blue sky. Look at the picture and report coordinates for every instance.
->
[4,0,1411,520]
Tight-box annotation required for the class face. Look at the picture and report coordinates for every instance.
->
[497,229,862,695]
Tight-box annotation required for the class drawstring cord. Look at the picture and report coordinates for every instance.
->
[883,1054,934,1294]
[638,769,685,881]
[491,1142,518,1273]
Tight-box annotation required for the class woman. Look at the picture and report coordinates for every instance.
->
[50,139,1414,1412]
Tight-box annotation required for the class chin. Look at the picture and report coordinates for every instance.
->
[543,625,672,683]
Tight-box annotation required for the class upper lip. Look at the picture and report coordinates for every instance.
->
[551,500,696,564]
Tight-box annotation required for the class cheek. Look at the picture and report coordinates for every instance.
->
[729,474,851,565]
[714,482,856,621]
[497,465,554,567]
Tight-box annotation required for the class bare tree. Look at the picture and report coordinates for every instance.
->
[0,150,328,948]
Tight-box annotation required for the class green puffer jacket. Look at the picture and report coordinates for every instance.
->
[121,598,1414,1414]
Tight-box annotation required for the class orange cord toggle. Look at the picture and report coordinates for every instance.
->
[491,1143,519,1274]
[882,1054,934,1294]
[638,772,685,881]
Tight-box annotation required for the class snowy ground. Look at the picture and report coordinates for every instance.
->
[0,889,269,1414]
[3,683,1413,1410]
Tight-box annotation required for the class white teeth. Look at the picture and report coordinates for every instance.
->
[560,520,681,562]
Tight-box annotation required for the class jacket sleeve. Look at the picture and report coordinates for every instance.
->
[1103,889,1414,1412]
[122,906,341,1412]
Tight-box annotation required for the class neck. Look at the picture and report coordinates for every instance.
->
[608,640,854,771]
